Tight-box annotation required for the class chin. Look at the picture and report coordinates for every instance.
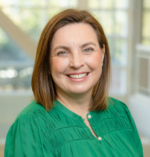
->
[68,87,93,95]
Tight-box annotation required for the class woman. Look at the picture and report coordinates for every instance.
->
[5,9,143,157]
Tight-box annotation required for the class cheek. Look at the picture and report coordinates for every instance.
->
[51,58,69,74]
[87,52,102,69]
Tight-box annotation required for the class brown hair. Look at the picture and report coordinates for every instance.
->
[31,9,111,111]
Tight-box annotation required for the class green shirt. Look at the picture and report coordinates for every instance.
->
[4,97,143,157]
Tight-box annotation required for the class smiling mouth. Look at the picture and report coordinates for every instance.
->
[67,73,89,79]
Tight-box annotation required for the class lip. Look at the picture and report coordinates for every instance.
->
[66,72,90,82]
[66,72,89,75]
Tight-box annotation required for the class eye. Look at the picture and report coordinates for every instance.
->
[57,51,67,56]
[84,48,93,52]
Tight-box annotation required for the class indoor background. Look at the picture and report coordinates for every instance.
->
[0,0,150,156]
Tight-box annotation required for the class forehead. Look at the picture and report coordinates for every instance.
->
[51,23,99,46]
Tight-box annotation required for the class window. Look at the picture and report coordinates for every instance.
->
[142,0,150,45]
[0,27,33,91]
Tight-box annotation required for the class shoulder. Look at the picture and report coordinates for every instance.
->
[106,97,130,117]
[107,96,127,107]
[7,100,53,140]
[5,100,48,157]
[12,100,49,128]
[106,97,138,130]
[11,100,62,133]
[16,100,45,117]
[107,96,128,108]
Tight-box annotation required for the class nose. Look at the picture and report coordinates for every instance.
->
[69,51,84,69]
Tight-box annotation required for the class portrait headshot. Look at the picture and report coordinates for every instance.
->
[0,1,150,157]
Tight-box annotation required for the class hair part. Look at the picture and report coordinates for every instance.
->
[31,8,111,111]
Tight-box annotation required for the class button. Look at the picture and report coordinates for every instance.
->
[87,115,91,119]
[98,137,102,141]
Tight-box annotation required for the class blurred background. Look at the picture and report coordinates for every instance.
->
[0,0,150,156]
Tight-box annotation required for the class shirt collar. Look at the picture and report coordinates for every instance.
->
[53,99,95,124]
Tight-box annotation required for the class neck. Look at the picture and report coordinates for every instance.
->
[56,89,93,118]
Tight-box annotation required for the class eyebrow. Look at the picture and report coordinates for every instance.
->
[53,42,97,52]
[80,42,97,48]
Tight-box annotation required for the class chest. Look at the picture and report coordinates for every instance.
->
[84,119,98,138]
[43,117,140,157]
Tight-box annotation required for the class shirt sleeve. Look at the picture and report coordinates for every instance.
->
[122,102,144,157]
[4,114,51,157]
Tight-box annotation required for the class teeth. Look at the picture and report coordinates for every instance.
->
[69,73,88,79]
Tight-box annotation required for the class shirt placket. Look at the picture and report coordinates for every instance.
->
[86,113,103,142]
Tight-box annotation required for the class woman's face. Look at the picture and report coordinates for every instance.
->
[50,23,105,97]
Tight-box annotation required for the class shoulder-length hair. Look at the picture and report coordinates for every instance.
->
[31,9,111,111]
